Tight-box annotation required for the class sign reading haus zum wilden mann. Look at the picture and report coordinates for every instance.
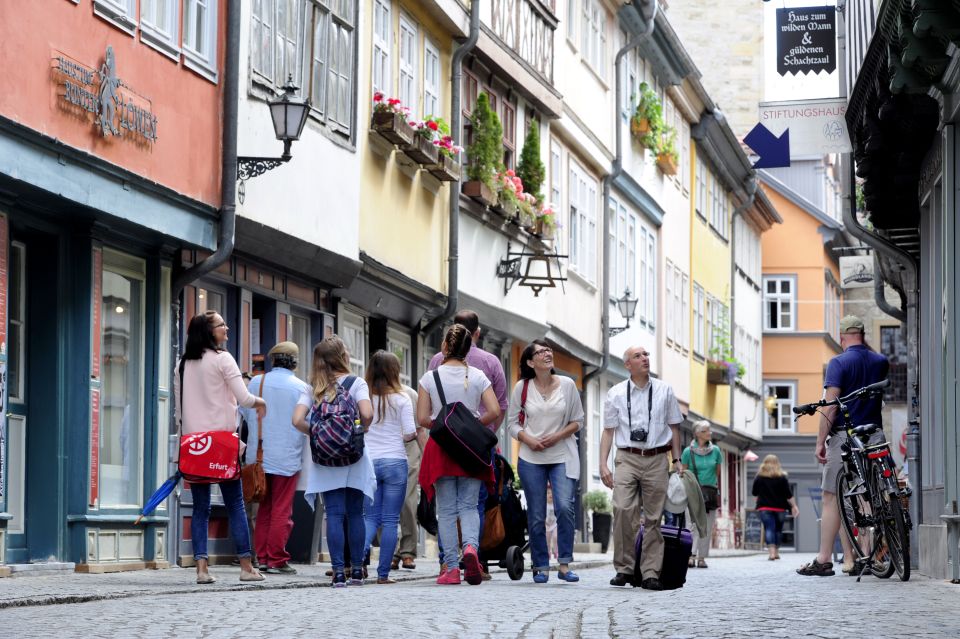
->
[776,7,836,76]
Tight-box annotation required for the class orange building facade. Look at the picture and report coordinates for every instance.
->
[0,0,226,571]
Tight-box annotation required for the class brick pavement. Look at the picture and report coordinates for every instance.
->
[1,553,958,638]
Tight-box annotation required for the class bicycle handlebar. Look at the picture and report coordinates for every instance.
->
[792,379,890,416]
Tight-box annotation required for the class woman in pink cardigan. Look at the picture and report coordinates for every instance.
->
[175,312,266,584]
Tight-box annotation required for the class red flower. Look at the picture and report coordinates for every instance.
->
[427,120,439,131]
[373,92,384,102]
[388,98,401,106]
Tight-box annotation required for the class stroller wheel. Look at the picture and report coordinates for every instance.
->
[506,546,524,581]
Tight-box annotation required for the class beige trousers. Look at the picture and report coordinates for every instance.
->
[395,438,422,559]
[612,449,669,579]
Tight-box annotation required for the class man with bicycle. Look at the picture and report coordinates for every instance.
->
[798,315,889,577]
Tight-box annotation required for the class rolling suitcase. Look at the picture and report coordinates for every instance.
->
[633,524,693,590]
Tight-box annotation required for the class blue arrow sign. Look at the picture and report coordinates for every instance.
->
[745,123,790,169]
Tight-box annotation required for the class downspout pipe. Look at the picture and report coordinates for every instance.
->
[579,0,657,540]
[421,0,480,338]
[166,2,240,564]
[842,159,920,563]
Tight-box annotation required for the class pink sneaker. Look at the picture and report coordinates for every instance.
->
[436,568,461,585]
[463,545,483,586]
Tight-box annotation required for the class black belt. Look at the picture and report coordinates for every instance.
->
[621,444,672,457]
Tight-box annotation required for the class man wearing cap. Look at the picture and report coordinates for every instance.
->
[241,342,311,574]
[798,315,889,577]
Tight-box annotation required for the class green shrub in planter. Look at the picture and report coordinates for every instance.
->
[584,489,611,514]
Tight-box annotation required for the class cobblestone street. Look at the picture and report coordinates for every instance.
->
[1,554,957,638]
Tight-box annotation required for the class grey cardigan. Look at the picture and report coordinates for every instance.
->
[506,375,585,481]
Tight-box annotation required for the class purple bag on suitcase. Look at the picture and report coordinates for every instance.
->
[633,524,693,589]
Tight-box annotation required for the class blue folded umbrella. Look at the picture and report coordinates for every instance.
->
[135,471,182,525]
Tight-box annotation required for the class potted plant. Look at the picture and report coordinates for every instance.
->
[402,116,442,165]
[706,305,745,385]
[494,168,522,218]
[656,126,679,176]
[462,93,502,206]
[370,92,414,146]
[517,121,545,204]
[428,135,463,182]
[517,192,537,231]
[584,490,612,553]
[534,202,557,239]
[631,82,662,149]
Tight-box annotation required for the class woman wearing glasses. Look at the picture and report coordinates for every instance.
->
[507,340,584,583]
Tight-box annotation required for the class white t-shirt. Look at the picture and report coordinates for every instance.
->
[296,373,370,409]
[366,392,416,460]
[418,364,491,420]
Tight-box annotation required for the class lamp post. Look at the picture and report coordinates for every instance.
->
[237,76,310,201]
[608,288,638,336]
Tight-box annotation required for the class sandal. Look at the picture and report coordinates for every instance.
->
[697,559,707,569]
[688,557,696,568]
[796,559,834,577]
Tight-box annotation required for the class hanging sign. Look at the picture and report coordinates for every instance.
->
[53,45,159,144]
[839,255,874,289]
[757,98,851,156]
[776,7,837,76]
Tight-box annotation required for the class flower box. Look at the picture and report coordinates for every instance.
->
[706,363,734,385]
[534,218,555,240]
[630,117,651,138]
[429,155,461,182]
[401,135,440,165]
[461,180,496,207]
[518,207,536,232]
[657,153,678,176]
[371,111,414,146]
[492,197,518,219]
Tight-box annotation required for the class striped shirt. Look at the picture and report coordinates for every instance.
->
[603,377,684,450]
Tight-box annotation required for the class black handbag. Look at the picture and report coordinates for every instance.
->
[689,447,720,511]
[417,491,438,537]
[429,369,497,475]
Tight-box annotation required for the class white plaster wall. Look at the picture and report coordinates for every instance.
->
[734,263,764,440]
[234,7,360,260]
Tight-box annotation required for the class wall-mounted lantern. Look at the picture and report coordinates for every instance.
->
[608,288,638,336]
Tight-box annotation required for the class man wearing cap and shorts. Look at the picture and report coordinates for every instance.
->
[797,316,889,577]
[241,342,311,574]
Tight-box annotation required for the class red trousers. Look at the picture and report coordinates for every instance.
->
[254,472,299,568]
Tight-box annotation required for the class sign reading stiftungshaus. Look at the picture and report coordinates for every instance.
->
[53,45,158,144]
[776,7,836,76]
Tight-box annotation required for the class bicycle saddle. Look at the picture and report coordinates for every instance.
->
[851,423,880,437]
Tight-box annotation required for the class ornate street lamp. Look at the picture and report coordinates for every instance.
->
[608,288,638,336]
[237,76,310,200]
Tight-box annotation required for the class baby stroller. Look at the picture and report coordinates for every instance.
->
[480,453,528,580]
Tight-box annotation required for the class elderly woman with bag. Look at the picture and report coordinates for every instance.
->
[174,312,267,584]
[417,324,501,586]
[680,420,722,568]
[506,340,584,583]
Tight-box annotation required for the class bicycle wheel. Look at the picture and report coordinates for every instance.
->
[865,468,895,579]
[836,469,870,562]
[874,467,911,582]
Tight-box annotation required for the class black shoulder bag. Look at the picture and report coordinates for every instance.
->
[689,447,719,512]
[428,368,498,475]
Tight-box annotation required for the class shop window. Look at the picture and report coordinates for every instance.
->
[100,249,146,507]
[291,313,311,383]
[8,242,25,402]
[881,325,908,402]
[197,287,224,315]
[157,266,172,488]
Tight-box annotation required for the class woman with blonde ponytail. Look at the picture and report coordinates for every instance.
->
[293,336,374,587]
[752,454,799,560]
[417,324,501,586]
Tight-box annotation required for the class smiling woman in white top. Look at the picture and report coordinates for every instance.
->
[362,350,417,584]
[506,339,584,584]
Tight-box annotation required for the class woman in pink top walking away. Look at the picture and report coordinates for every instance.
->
[175,312,266,584]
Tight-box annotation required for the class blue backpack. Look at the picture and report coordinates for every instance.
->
[308,376,364,467]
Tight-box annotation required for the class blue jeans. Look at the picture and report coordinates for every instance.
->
[518,459,577,570]
[759,510,786,546]
[435,476,481,568]
[323,488,366,572]
[364,458,408,579]
[190,479,251,560]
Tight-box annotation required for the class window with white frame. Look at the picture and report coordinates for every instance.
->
[665,259,675,344]
[567,0,578,43]
[386,327,413,387]
[372,0,391,96]
[764,382,796,432]
[581,0,607,78]
[705,294,715,355]
[693,283,705,356]
[735,217,761,283]
[251,0,275,83]
[681,273,690,351]
[736,326,761,393]
[672,266,683,349]
[695,156,707,219]
[398,13,419,111]
[423,39,440,117]
[140,0,179,56]
[251,0,298,86]
[339,308,367,377]
[304,0,356,135]
[825,275,841,341]
[638,226,656,328]
[94,0,137,33]
[680,120,690,195]
[569,160,598,283]
[710,179,729,239]
[183,0,218,79]
[609,197,636,299]
[764,276,796,331]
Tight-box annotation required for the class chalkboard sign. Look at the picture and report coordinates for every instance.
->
[744,509,763,549]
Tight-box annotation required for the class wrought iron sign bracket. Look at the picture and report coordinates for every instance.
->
[608,323,630,337]
[495,241,568,297]
[236,140,293,203]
